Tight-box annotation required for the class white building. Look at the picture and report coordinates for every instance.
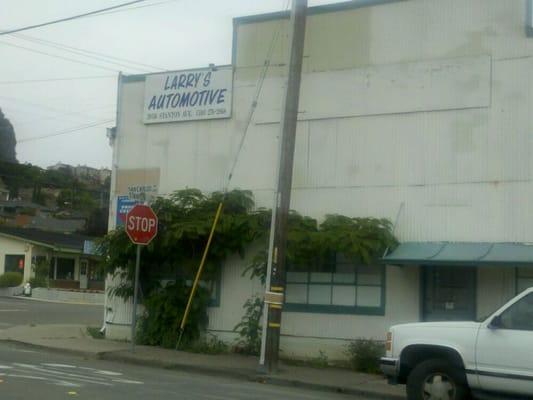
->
[106,0,533,360]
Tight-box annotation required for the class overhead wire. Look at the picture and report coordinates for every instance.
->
[176,0,290,350]
[0,76,115,85]
[0,40,122,72]
[84,0,179,18]
[0,0,148,36]
[17,119,115,143]
[11,33,165,72]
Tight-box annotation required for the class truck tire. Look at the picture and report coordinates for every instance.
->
[406,358,470,400]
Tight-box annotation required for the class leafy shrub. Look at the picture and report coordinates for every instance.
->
[234,296,263,355]
[29,259,49,288]
[0,272,23,288]
[138,279,210,349]
[345,339,385,374]
[29,277,46,288]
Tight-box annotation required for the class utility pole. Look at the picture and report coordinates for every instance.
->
[262,0,307,373]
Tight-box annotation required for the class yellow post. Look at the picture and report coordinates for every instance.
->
[177,202,224,345]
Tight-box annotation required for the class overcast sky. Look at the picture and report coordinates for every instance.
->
[0,0,344,169]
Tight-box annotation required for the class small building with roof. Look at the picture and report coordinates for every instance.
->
[0,226,103,291]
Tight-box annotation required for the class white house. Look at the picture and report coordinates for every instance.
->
[105,0,533,360]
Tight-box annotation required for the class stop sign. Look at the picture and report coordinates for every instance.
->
[125,204,158,245]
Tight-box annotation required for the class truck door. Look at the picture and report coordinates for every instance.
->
[475,292,533,396]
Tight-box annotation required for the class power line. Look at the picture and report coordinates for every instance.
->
[12,33,165,72]
[0,40,122,72]
[17,119,114,143]
[0,75,115,85]
[85,0,179,18]
[0,0,147,36]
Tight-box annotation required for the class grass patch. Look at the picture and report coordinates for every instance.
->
[86,327,104,339]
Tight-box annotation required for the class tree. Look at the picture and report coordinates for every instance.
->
[0,109,17,163]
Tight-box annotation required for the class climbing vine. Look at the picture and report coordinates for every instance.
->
[98,188,397,348]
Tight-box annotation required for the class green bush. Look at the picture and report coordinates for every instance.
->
[29,277,46,288]
[234,296,263,355]
[0,272,23,288]
[345,339,385,374]
[138,279,210,349]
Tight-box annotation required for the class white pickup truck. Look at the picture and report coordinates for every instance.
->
[381,287,533,400]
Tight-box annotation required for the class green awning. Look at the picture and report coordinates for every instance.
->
[382,242,533,266]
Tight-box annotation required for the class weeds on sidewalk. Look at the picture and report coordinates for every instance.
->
[345,339,385,374]
[282,350,330,369]
[86,327,105,339]
[184,334,228,355]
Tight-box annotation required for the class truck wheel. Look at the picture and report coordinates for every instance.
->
[406,359,470,400]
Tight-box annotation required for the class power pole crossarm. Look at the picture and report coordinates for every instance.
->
[262,0,307,373]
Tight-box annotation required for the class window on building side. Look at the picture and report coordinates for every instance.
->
[285,253,385,315]
[4,254,24,274]
[517,267,533,293]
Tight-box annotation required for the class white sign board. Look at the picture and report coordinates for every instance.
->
[127,184,158,202]
[143,66,233,124]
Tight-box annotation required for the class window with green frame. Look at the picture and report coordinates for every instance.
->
[285,253,385,315]
[517,267,533,293]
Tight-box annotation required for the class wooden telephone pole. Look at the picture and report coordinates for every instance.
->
[262,0,307,373]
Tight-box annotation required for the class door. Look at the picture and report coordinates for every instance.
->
[79,260,88,290]
[476,292,533,396]
[423,266,476,321]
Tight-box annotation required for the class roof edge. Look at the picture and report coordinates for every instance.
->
[233,0,406,26]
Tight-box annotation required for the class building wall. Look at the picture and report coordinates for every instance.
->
[107,0,533,354]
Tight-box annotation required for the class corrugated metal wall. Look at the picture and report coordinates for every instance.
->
[107,0,533,353]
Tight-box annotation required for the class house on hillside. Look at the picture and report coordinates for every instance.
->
[105,0,533,359]
[47,162,74,174]
[0,226,103,291]
[0,200,87,233]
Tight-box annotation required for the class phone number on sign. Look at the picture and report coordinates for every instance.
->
[145,108,227,121]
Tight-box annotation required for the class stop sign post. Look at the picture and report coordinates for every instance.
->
[125,204,158,352]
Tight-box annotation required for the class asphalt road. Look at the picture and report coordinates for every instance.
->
[0,341,367,400]
[0,298,103,329]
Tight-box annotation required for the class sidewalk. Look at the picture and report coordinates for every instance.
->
[0,324,405,399]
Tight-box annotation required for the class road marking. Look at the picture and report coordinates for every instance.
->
[42,363,77,368]
[94,370,123,376]
[112,378,143,384]
[0,309,27,312]
[4,361,144,388]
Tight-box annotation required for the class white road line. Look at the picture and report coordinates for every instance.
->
[41,363,77,368]
[112,378,143,385]
[12,363,113,386]
[0,309,27,312]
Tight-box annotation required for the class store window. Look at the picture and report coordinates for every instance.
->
[285,253,385,315]
[517,267,533,293]
[4,255,25,273]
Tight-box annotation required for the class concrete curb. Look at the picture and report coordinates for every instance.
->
[257,375,405,400]
[0,339,404,399]
[7,295,103,306]
[1,339,104,359]
[98,351,255,381]
[99,352,404,400]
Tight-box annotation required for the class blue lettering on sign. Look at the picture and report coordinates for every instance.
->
[116,196,138,227]
[148,70,229,116]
